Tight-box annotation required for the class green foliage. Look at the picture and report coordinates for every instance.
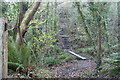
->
[36,32,55,48]
[19,42,32,67]
[8,62,24,72]
[54,46,62,53]
[8,69,15,75]
[29,19,47,29]
[8,36,20,63]
[43,57,59,66]
[0,2,8,17]
[8,36,32,68]
[102,52,120,78]
[27,32,57,66]
[76,47,95,56]
[32,32,56,54]
[58,52,73,63]
[104,53,120,66]
[74,2,92,40]
[1,2,19,23]
[43,52,73,67]
[6,2,119,78]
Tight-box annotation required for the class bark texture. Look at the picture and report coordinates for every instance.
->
[0,18,8,79]
[16,2,41,45]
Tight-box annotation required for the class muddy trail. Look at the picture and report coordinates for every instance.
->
[47,59,96,78]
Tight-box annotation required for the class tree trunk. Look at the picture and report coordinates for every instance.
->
[96,26,102,76]
[17,2,25,45]
[13,2,28,40]
[117,2,120,49]
[16,2,41,45]
[3,26,8,78]
[0,18,8,79]
[95,10,102,76]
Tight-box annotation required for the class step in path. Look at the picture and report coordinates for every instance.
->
[52,33,96,78]
[58,34,87,59]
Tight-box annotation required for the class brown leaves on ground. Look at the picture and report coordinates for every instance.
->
[47,59,96,78]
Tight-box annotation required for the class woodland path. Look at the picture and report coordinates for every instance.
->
[47,59,96,78]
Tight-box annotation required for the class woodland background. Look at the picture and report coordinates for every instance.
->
[0,1,120,78]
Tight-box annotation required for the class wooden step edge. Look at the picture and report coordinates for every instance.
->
[68,51,87,60]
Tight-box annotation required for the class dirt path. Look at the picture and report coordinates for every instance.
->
[47,59,96,78]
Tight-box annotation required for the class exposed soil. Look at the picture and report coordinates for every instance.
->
[47,59,96,78]
[8,59,96,78]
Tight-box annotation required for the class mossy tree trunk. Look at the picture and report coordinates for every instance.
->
[15,2,41,45]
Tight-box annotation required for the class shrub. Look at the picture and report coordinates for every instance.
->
[102,52,120,78]
[58,52,73,63]
[43,57,59,66]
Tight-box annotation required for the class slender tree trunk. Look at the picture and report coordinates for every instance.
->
[117,2,120,48]
[95,25,102,76]
[76,2,91,40]
[88,3,103,76]
[17,2,25,45]
[45,2,49,34]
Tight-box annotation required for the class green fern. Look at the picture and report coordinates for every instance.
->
[102,52,120,78]
[8,36,20,63]
[8,36,32,69]
[104,53,120,65]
